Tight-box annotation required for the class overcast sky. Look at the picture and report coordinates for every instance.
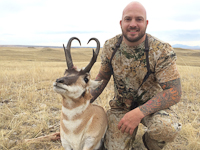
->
[0,0,200,47]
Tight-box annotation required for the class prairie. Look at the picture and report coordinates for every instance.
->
[0,46,200,150]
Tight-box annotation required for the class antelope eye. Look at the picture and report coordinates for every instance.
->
[84,77,89,83]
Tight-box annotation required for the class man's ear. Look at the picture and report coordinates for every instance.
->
[120,20,122,28]
[146,20,149,27]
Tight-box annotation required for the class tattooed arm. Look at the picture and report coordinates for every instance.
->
[118,78,182,135]
[139,44,182,116]
[139,78,182,116]
[118,44,182,135]
[90,69,111,103]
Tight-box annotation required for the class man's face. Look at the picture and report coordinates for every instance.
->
[120,5,148,44]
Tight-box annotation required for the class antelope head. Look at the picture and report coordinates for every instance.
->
[53,37,102,100]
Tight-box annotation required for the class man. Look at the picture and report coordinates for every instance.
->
[91,1,182,150]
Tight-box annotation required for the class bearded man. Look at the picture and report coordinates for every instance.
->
[91,1,182,150]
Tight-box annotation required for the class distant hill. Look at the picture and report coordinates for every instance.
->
[1,44,199,50]
[0,45,97,48]
[0,45,62,48]
[1,45,200,67]
[172,44,200,50]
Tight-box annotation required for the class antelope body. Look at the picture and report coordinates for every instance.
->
[53,37,107,150]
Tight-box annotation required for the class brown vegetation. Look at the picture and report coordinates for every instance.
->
[0,47,200,150]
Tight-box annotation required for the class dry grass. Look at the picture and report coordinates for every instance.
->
[0,47,200,150]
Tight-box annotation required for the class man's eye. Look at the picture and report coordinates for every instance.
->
[125,18,131,21]
[84,77,89,83]
[136,18,143,21]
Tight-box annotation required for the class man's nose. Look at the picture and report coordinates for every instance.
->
[129,20,137,27]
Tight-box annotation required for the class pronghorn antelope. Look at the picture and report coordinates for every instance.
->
[53,37,107,150]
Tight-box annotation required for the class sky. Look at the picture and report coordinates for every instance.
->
[0,0,200,47]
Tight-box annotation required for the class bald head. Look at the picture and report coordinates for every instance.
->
[122,1,147,20]
[120,1,148,46]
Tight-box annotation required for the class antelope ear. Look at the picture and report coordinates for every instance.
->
[88,80,103,89]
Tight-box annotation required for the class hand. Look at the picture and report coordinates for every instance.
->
[118,107,145,135]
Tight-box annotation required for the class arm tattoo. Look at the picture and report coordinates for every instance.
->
[139,78,182,116]
[90,70,111,103]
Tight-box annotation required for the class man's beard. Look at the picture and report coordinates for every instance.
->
[122,27,146,43]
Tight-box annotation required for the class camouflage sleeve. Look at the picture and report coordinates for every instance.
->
[100,40,113,74]
[90,40,113,103]
[155,43,180,83]
[139,43,182,116]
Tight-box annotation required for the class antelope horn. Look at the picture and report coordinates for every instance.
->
[63,37,81,69]
[82,38,100,73]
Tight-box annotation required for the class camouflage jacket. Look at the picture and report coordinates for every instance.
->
[100,33,180,110]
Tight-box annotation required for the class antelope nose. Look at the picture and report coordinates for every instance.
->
[56,79,64,83]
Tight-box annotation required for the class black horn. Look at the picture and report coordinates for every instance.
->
[81,38,100,73]
[63,37,81,69]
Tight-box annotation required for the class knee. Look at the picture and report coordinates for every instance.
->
[147,118,182,142]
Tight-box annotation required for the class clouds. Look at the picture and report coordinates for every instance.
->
[150,30,200,41]
[0,0,200,46]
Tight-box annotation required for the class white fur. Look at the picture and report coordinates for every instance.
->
[61,116,95,150]
[83,136,96,150]
[53,73,107,150]
[63,119,82,132]
[88,80,103,90]
[62,101,90,120]
[65,85,85,99]
[53,82,85,99]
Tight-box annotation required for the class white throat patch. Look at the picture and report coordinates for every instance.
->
[62,100,90,120]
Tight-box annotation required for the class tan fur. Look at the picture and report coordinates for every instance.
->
[73,104,107,135]
[53,69,108,150]
[61,91,107,135]
[62,91,92,110]
[61,111,69,120]
[60,115,69,134]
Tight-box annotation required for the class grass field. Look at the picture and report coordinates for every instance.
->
[0,46,200,150]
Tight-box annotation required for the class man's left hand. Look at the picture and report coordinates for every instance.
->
[118,107,145,135]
